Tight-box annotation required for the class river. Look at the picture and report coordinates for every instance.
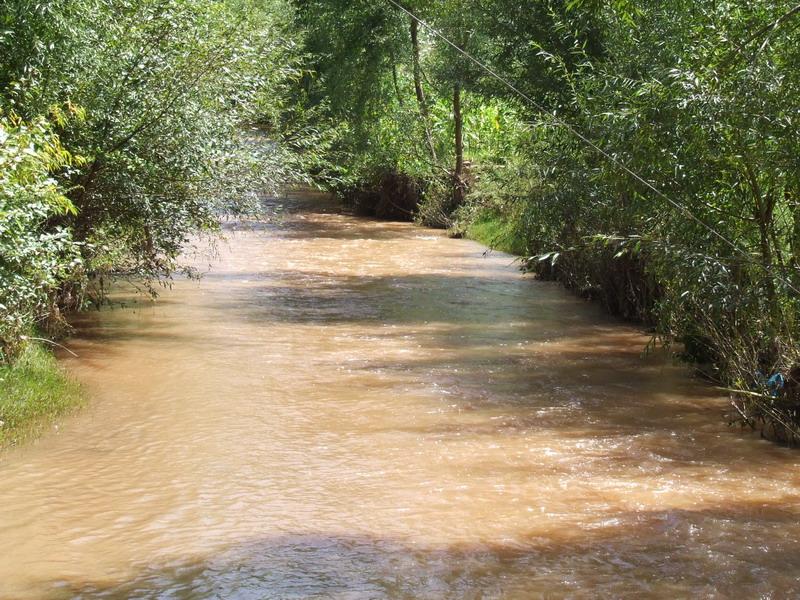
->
[2,192,800,598]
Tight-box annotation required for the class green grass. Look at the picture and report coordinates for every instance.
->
[0,343,84,448]
[466,213,528,256]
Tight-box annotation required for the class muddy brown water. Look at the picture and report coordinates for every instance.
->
[2,193,800,599]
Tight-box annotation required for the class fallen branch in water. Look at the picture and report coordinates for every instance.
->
[21,336,78,358]
[715,386,769,398]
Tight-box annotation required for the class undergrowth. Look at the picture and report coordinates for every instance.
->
[0,344,84,448]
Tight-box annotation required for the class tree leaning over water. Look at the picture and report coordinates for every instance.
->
[0,0,321,360]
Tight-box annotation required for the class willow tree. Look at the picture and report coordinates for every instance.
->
[295,0,495,216]
[0,0,313,356]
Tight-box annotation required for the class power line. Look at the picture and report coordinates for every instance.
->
[385,0,800,296]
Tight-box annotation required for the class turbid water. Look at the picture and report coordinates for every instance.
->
[2,193,800,599]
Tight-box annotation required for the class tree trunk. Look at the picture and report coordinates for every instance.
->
[790,190,800,270]
[410,18,436,162]
[453,80,465,206]
[391,61,404,106]
[744,162,777,310]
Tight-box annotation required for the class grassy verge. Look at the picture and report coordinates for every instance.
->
[0,343,84,448]
[465,212,528,257]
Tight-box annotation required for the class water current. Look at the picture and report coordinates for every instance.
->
[2,193,800,598]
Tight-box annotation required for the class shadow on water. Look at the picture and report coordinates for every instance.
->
[201,270,594,328]
[46,502,800,599]
[274,216,418,242]
[63,268,740,453]
[62,253,759,465]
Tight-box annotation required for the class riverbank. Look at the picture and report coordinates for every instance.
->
[464,212,525,257]
[0,343,84,448]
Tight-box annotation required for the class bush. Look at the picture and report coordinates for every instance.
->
[0,114,83,361]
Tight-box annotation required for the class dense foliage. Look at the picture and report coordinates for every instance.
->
[295,0,800,440]
[0,115,82,360]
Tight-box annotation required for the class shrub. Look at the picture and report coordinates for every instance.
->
[0,114,83,361]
